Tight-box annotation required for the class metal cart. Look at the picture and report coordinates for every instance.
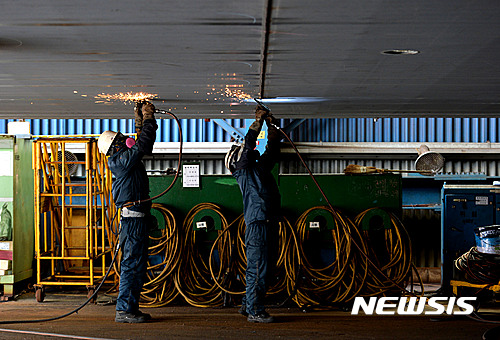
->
[33,137,118,302]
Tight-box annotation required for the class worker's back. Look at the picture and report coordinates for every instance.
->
[233,153,281,224]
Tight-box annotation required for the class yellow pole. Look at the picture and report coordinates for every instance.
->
[33,141,41,285]
[61,143,66,259]
[86,141,94,285]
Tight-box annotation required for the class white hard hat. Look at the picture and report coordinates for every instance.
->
[97,130,118,155]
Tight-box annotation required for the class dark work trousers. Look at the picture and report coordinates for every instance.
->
[116,216,149,313]
[243,220,278,316]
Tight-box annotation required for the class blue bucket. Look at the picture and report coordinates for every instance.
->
[474,225,500,255]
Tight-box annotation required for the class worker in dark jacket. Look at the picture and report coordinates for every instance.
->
[97,101,158,323]
[225,107,281,323]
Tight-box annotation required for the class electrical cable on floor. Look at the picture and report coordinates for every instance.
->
[423,246,500,339]
[0,238,120,325]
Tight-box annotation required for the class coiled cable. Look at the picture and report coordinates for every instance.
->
[207,214,245,296]
[355,208,420,297]
[174,203,233,307]
[289,206,368,308]
[276,123,423,299]
[140,203,181,307]
[455,247,500,285]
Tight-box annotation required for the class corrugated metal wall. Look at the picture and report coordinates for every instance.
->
[3,117,500,143]
[283,117,500,143]
[0,119,246,142]
[403,209,441,268]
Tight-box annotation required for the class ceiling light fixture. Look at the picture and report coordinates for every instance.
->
[381,49,420,55]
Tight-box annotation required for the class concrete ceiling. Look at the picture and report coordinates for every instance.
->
[1,0,499,120]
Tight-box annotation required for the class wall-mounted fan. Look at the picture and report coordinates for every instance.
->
[57,150,79,177]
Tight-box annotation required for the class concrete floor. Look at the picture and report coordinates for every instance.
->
[0,291,497,340]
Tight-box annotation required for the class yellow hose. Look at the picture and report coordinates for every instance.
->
[354,208,423,297]
[288,206,368,308]
[174,203,232,307]
[132,203,421,309]
[140,203,181,307]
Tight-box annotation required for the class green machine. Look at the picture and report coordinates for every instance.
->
[0,136,34,300]
[149,172,402,227]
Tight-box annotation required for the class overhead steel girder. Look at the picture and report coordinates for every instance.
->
[212,119,245,144]
[212,118,306,144]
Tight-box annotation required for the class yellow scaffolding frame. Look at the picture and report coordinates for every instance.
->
[32,137,118,300]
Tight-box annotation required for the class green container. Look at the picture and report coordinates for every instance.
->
[0,137,34,296]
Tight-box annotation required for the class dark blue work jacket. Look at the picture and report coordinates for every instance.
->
[232,128,281,224]
[108,119,158,212]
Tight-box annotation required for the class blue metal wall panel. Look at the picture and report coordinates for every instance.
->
[285,117,500,143]
[0,118,249,142]
[2,117,500,143]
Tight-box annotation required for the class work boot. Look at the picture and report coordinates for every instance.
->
[238,305,248,317]
[136,310,152,320]
[115,311,147,323]
[247,311,274,323]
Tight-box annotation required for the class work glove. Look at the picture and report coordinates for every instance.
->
[249,120,262,132]
[265,113,278,127]
[142,102,156,121]
[255,107,269,123]
[266,115,281,141]
[134,102,143,129]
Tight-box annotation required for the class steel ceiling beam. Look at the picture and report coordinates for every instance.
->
[258,0,273,99]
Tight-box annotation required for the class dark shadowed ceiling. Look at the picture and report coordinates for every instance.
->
[1,0,499,119]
